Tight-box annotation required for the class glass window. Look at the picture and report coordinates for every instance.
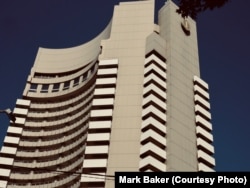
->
[82,73,87,82]
[29,84,38,92]
[41,84,49,93]
[52,83,60,92]
[73,77,80,87]
[63,81,70,90]
[90,64,95,73]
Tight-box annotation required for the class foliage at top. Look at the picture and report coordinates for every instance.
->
[176,0,230,19]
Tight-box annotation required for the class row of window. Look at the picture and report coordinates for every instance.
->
[29,74,86,93]
[29,64,96,93]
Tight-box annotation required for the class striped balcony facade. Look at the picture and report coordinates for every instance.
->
[81,59,118,187]
[0,99,30,188]
[193,76,215,171]
[140,51,167,172]
[1,59,99,188]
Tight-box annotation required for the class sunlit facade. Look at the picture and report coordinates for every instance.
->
[0,0,215,187]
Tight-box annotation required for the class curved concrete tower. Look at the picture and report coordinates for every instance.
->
[0,1,215,188]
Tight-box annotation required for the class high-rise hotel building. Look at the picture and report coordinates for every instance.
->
[0,0,215,187]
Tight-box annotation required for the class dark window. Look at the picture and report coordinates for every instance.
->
[41,84,49,93]
[73,77,80,87]
[63,81,70,90]
[29,84,38,92]
[52,83,60,92]
[82,73,87,82]
[90,64,96,73]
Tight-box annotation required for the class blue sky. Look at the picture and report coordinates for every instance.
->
[0,0,249,171]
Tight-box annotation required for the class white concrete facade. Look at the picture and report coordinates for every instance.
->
[0,0,215,188]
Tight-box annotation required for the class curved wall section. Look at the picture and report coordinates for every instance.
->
[32,21,112,74]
